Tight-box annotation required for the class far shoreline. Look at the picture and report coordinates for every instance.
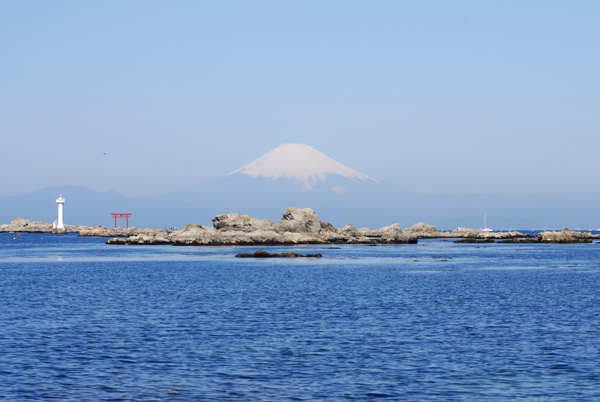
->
[2,207,599,245]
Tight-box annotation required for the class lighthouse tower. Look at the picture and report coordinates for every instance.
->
[56,194,65,231]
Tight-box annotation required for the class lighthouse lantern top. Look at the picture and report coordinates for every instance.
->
[56,194,65,203]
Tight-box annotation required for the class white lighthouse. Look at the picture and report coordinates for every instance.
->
[55,194,66,232]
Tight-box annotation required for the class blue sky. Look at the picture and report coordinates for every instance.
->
[1,1,598,199]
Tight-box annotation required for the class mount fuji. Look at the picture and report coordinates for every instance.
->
[230,143,378,190]
[159,143,415,226]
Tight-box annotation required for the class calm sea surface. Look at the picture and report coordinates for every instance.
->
[1,233,600,401]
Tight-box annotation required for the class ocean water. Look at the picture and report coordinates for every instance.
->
[1,233,600,401]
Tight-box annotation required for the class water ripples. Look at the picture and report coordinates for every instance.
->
[2,235,600,400]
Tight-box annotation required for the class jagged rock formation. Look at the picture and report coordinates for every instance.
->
[212,214,275,232]
[404,222,439,236]
[341,222,356,233]
[106,207,407,246]
[275,207,321,234]
[378,224,418,244]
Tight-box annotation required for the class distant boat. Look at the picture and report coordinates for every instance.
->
[481,213,493,232]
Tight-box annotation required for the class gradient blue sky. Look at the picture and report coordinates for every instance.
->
[1,1,598,199]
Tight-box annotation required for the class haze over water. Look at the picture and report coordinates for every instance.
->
[2,233,600,400]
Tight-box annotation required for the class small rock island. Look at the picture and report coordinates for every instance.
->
[102,207,528,246]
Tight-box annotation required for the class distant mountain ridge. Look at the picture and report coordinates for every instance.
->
[1,144,599,230]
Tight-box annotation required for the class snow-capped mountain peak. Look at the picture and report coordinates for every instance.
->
[230,143,377,188]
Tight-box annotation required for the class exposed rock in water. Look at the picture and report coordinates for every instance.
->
[235,250,323,258]
[0,218,72,233]
[537,228,593,243]
[379,224,418,244]
[450,227,482,238]
[78,226,168,238]
[499,228,595,244]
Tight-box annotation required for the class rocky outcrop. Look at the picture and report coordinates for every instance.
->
[0,218,54,233]
[537,228,594,243]
[450,227,482,238]
[104,207,543,247]
[212,213,275,232]
[78,226,114,236]
[341,222,356,233]
[0,218,164,236]
[379,223,418,244]
[320,221,336,232]
[500,228,597,244]
[11,218,30,227]
[355,227,381,237]
[107,207,412,246]
[274,207,321,234]
[447,227,527,240]
[404,222,438,236]
[107,220,329,246]
[78,226,169,238]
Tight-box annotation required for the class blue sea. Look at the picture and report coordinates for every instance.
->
[2,232,600,401]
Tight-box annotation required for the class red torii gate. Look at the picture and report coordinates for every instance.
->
[111,213,132,229]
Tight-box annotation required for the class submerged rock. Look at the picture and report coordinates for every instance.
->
[235,250,323,258]
[454,238,496,243]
